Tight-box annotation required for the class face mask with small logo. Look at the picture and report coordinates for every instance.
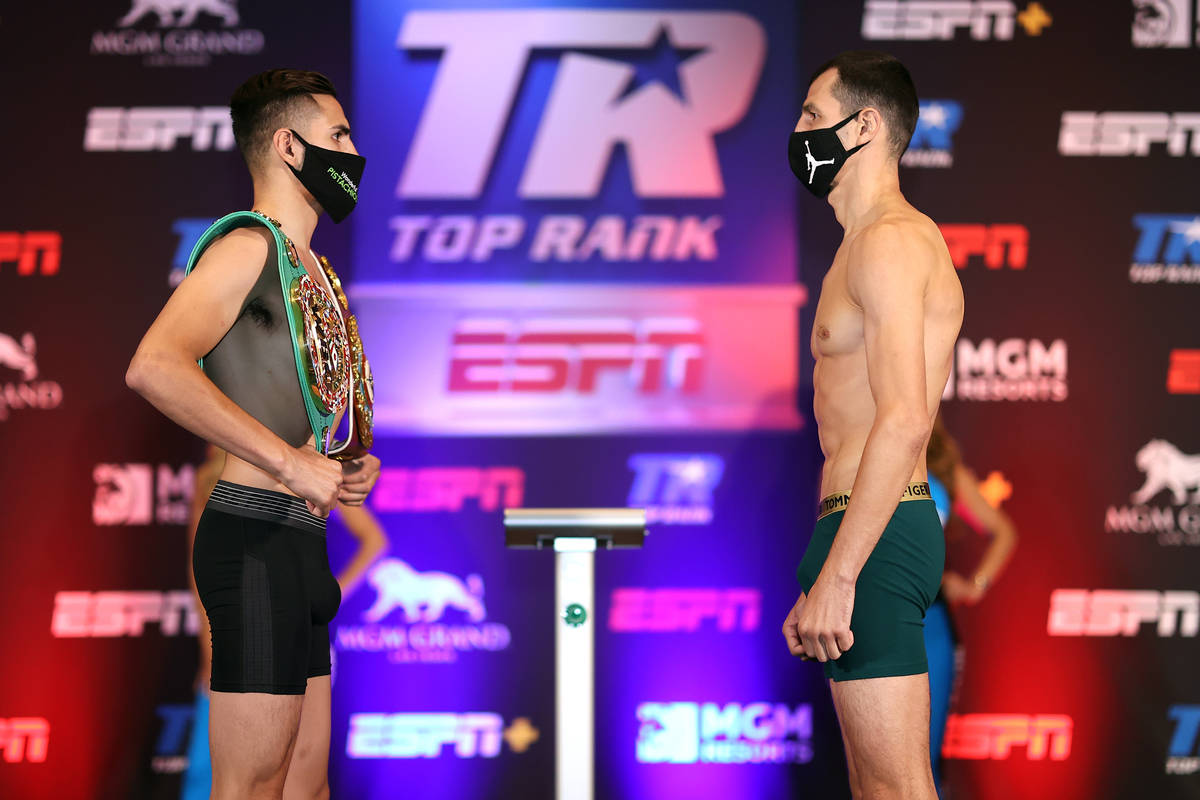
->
[787,110,868,198]
[288,130,365,223]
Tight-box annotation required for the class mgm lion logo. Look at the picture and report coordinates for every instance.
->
[118,0,239,28]
[1132,440,1200,505]
[363,558,486,624]
[0,332,37,381]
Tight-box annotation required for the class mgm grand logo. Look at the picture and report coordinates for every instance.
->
[335,558,511,664]
[91,1,265,67]
[0,332,63,422]
[1106,440,1200,546]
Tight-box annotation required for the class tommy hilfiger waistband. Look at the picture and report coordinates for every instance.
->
[817,482,933,521]
[207,481,327,534]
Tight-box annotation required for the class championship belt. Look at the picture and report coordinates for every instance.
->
[183,211,350,455]
[317,255,375,461]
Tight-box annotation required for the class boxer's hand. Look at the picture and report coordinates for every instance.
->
[279,444,342,516]
[783,592,814,660]
[338,452,381,506]
[796,576,855,663]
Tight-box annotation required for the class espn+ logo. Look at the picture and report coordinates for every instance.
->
[346,713,539,759]
[861,1,1053,41]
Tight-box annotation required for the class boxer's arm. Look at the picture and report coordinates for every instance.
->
[125,227,300,484]
[819,222,934,585]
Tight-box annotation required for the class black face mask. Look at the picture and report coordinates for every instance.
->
[288,130,365,223]
[788,110,868,198]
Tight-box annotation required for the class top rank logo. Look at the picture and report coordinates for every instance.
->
[1130,214,1200,283]
[903,100,962,168]
[382,10,768,268]
[397,11,764,200]
[627,454,723,525]
[91,1,265,68]
[1133,0,1200,48]
[862,1,1052,41]
[1167,705,1200,775]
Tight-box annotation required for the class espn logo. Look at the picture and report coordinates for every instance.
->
[0,232,61,276]
[0,718,49,763]
[370,467,524,512]
[939,224,1027,269]
[1048,589,1200,637]
[1059,112,1200,157]
[1168,350,1200,394]
[51,591,200,638]
[943,714,1072,761]
[84,107,235,152]
[609,588,761,633]
[449,317,704,394]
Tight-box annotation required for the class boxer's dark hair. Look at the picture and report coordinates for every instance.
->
[810,51,919,157]
[230,69,338,169]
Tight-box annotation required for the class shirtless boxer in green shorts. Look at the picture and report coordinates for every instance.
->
[781,51,963,799]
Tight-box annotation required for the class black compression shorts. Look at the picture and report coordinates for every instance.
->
[193,481,341,694]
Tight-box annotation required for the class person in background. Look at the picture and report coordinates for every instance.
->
[179,445,390,800]
[923,412,1018,797]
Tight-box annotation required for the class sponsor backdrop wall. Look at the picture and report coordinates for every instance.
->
[0,1,1196,799]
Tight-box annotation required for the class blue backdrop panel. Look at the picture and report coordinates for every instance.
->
[325,431,829,800]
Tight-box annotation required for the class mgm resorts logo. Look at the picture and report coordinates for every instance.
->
[943,338,1067,402]
[1106,440,1200,546]
[636,702,813,765]
[91,1,264,68]
[335,558,511,664]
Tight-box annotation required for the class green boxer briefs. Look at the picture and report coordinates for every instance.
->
[796,482,945,682]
